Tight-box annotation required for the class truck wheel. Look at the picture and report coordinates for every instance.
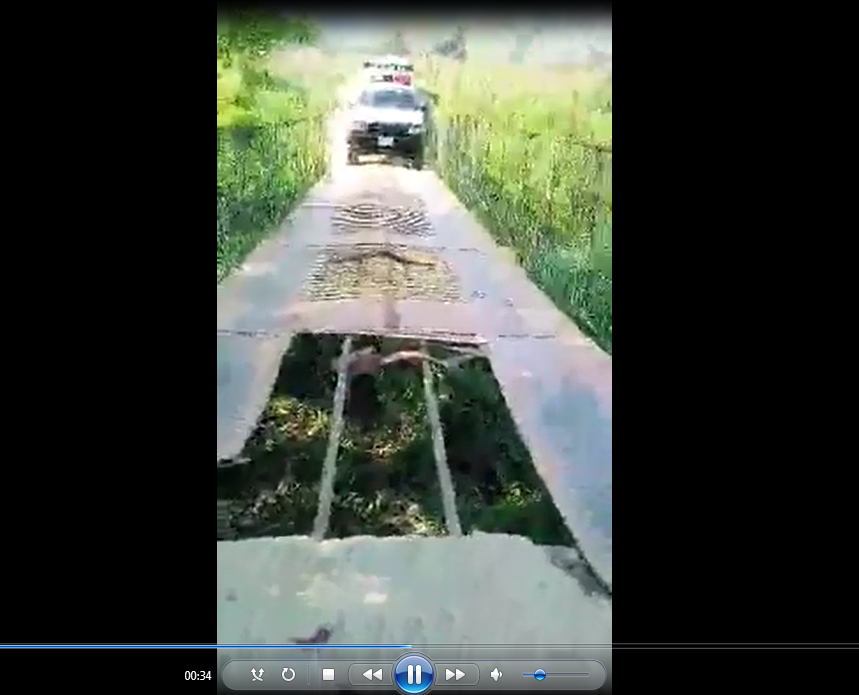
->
[411,154,424,171]
[347,149,359,165]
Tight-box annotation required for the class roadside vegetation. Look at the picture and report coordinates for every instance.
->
[421,57,613,354]
[217,14,337,282]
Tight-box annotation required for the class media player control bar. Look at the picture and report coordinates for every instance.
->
[221,659,606,691]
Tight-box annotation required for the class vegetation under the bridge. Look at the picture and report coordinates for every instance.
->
[218,334,575,548]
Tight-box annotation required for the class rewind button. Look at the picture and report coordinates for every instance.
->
[364,669,383,682]
[347,664,392,686]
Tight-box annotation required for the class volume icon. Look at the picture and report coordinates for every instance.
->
[491,668,502,681]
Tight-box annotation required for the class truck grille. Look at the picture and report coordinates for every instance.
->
[367,122,410,137]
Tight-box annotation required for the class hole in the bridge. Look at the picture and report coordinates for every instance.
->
[423,350,574,528]
[302,245,462,302]
[425,350,609,597]
[217,333,604,599]
[217,332,449,541]
[216,332,342,540]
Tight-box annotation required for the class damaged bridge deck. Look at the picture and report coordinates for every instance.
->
[216,169,612,588]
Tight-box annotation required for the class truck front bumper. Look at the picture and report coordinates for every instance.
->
[348,131,424,157]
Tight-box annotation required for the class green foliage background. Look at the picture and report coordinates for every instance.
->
[216,16,330,282]
[422,58,612,353]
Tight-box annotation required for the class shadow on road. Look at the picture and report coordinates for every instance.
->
[347,154,428,171]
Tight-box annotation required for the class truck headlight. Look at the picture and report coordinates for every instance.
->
[351,121,367,131]
[408,124,423,135]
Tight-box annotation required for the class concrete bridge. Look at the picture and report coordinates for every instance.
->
[217,113,611,647]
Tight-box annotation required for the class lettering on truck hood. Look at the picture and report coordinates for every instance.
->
[350,107,423,126]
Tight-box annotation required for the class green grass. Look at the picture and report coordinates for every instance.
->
[421,58,612,354]
[216,118,325,282]
[216,50,339,283]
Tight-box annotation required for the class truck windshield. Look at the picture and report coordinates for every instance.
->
[360,89,417,110]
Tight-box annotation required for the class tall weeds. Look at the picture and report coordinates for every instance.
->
[423,58,612,353]
[216,19,333,283]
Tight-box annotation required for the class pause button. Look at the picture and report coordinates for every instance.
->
[394,654,434,694]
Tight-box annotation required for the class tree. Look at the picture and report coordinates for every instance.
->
[431,25,467,62]
[217,12,319,67]
[217,13,321,126]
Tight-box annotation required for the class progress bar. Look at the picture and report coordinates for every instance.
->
[0,644,413,649]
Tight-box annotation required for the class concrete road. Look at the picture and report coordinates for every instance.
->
[218,534,611,648]
[217,98,612,646]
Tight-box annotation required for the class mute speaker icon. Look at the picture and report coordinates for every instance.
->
[491,668,502,681]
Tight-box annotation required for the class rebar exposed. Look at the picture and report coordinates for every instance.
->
[421,348,462,537]
[311,335,353,540]
[309,335,466,539]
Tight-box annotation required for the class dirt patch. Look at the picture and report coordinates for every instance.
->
[302,246,462,302]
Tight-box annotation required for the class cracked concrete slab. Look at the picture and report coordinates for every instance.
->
[218,534,611,656]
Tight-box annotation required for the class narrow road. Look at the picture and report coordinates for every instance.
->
[217,110,612,646]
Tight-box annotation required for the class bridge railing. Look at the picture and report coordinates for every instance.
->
[431,112,612,353]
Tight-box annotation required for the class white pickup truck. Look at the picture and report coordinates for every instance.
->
[345,83,427,169]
